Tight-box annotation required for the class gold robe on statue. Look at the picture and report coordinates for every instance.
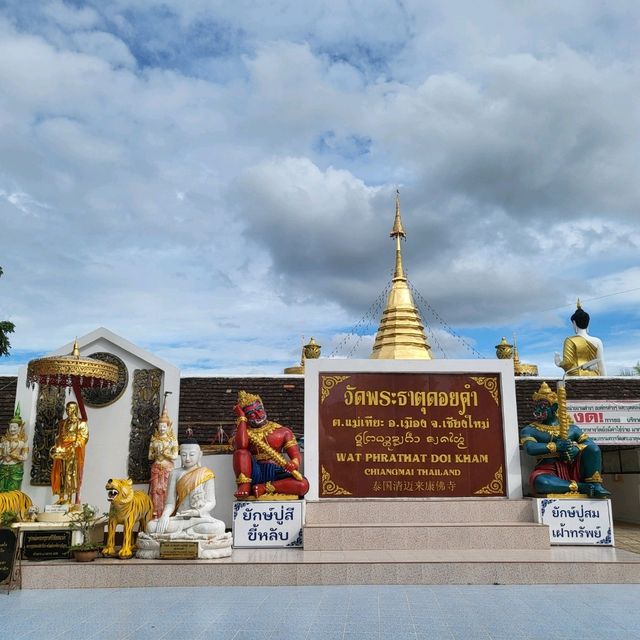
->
[561,336,599,376]
[173,465,215,515]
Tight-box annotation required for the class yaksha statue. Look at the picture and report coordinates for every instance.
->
[137,435,232,559]
[50,400,88,505]
[232,390,309,500]
[520,382,610,498]
[0,405,29,492]
[147,407,179,518]
[555,300,605,376]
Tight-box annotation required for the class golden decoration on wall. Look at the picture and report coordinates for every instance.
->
[128,369,163,483]
[320,375,350,404]
[473,466,504,495]
[81,352,128,408]
[320,465,352,496]
[29,385,66,486]
[470,376,499,405]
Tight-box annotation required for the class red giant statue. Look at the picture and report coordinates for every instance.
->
[232,391,309,500]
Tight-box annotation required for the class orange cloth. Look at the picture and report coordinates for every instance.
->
[50,417,88,499]
[173,465,215,515]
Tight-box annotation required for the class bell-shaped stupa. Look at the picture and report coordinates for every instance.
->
[370,192,432,359]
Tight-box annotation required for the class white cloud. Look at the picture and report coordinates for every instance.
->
[71,30,136,68]
[1,2,640,375]
[42,1,101,30]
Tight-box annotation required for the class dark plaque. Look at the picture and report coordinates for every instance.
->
[81,352,128,408]
[160,541,199,559]
[319,372,506,498]
[22,530,71,560]
[0,529,18,586]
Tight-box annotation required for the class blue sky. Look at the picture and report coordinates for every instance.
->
[1,1,640,376]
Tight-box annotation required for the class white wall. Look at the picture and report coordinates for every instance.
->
[202,453,234,528]
[604,473,640,523]
[16,328,179,516]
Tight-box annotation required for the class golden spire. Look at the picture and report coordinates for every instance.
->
[391,190,406,280]
[370,191,432,360]
[512,333,538,376]
[512,333,521,367]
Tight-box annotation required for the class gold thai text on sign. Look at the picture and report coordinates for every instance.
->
[318,373,506,498]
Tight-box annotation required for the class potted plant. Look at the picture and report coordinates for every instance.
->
[0,510,18,529]
[68,504,103,562]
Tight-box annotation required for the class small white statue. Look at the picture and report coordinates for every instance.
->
[137,438,232,559]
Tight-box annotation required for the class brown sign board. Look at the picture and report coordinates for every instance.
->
[318,372,506,498]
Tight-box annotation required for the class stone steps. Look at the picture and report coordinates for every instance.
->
[304,498,535,524]
[303,522,550,551]
[303,498,549,551]
[19,546,640,588]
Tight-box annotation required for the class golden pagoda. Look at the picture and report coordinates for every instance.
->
[370,192,432,359]
[495,335,538,376]
[512,335,538,376]
[284,337,322,374]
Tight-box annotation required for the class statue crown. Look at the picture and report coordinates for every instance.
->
[158,407,172,428]
[532,382,557,405]
[10,403,24,427]
[237,390,262,408]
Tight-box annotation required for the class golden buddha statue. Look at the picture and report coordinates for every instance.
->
[50,400,89,505]
[555,300,605,376]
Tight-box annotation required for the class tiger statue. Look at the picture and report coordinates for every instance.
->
[103,478,153,559]
[0,490,33,522]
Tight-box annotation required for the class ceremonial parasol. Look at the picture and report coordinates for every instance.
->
[26,340,119,421]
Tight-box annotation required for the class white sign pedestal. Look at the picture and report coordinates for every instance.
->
[535,498,614,546]
[232,501,304,548]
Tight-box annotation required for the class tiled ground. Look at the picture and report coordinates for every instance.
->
[2,584,640,640]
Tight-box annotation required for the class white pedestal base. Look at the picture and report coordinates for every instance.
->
[135,532,233,559]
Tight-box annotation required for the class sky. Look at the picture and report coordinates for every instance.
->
[1,1,640,377]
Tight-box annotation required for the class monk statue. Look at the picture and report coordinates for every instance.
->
[555,300,605,376]
[137,435,232,559]
[148,407,179,518]
[50,401,88,505]
[0,405,29,492]
[232,390,309,500]
[520,382,610,498]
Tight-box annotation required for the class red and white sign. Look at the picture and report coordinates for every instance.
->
[567,400,640,445]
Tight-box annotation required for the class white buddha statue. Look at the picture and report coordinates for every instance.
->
[137,437,232,558]
[555,301,606,376]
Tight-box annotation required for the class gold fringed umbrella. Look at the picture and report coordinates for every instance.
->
[27,340,119,420]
